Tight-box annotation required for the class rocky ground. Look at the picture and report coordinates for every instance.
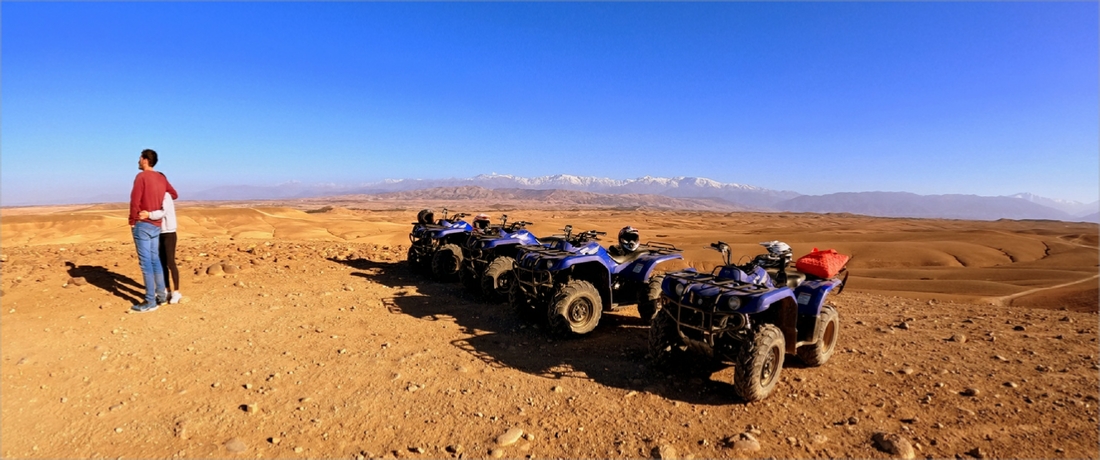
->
[2,236,1097,459]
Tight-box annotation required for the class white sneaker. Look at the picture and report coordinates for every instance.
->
[169,291,182,304]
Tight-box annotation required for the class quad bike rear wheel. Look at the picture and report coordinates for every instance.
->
[481,256,516,304]
[648,306,685,369]
[796,305,839,366]
[636,274,665,323]
[546,279,602,336]
[431,244,463,281]
[733,324,785,402]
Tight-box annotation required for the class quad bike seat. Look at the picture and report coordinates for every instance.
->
[783,269,806,289]
[767,268,806,289]
[609,247,648,265]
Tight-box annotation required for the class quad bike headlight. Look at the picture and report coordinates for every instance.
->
[673,282,686,297]
[726,296,742,310]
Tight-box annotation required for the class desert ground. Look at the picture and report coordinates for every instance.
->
[1,203,1097,459]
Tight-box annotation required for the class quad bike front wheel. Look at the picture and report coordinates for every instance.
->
[431,244,463,281]
[547,279,602,336]
[648,306,685,369]
[796,305,839,366]
[636,274,665,323]
[733,324,785,402]
[481,256,516,304]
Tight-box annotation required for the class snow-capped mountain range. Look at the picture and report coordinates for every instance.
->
[360,174,799,208]
[179,174,1100,223]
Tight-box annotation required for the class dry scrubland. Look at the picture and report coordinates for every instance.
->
[1,203,1097,459]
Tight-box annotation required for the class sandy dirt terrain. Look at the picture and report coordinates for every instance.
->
[1,204,1097,459]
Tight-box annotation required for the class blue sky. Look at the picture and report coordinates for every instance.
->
[2,2,1098,206]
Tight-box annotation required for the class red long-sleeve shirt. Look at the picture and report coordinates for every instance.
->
[129,171,178,226]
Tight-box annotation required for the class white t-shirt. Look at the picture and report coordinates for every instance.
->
[148,192,177,233]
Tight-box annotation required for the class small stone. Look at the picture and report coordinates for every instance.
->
[497,427,524,446]
[966,447,986,458]
[206,264,224,276]
[489,448,503,458]
[408,446,424,454]
[294,446,304,453]
[523,433,535,442]
[811,434,828,444]
[1013,325,1025,331]
[951,334,967,343]
[848,416,859,425]
[900,368,914,375]
[872,432,915,459]
[269,437,281,444]
[552,386,563,393]
[224,264,240,274]
[69,277,88,286]
[898,322,911,330]
[446,444,463,454]
[1004,382,1018,388]
[961,388,980,397]
[114,427,123,433]
[733,437,761,452]
[654,444,678,459]
[225,438,247,452]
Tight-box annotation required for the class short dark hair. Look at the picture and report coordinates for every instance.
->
[141,149,158,167]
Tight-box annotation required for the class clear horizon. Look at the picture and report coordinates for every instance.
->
[3,2,1098,206]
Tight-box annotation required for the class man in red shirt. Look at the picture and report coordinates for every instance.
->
[129,149,178,312]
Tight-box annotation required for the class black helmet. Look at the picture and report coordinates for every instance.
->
[417,209,435,225]
[618,226,640,252]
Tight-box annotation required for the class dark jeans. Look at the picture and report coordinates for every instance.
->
[159,231,179,292]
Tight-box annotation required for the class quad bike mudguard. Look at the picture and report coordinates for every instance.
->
[613,251,683,282]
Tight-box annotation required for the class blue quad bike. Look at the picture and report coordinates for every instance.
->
[406,208,473,280]
[650,241,849,402]
[458,215,548,303]
[510,225,684,337]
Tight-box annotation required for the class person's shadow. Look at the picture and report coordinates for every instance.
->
[65,262,145,304]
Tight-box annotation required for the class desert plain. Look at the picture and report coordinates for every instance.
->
[1,201,1097,459]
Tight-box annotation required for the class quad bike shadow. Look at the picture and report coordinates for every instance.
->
[330,256,743,405]
[65,262,145,305]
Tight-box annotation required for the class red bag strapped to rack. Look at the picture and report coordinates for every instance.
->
[795,248,850,279]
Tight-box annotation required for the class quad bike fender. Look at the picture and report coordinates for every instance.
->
[614,253,684,281]
[566,262,613,311]
[792,278,841,316]
[509,230,540,247]
[553,254,612,272]
[433,228,470,240]
[735,287,797,315]
[482,238,520,250]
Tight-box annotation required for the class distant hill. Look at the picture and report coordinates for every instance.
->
[1007,193,1099,217]
[1077,212,1100,223]
[777,192,1076,221]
